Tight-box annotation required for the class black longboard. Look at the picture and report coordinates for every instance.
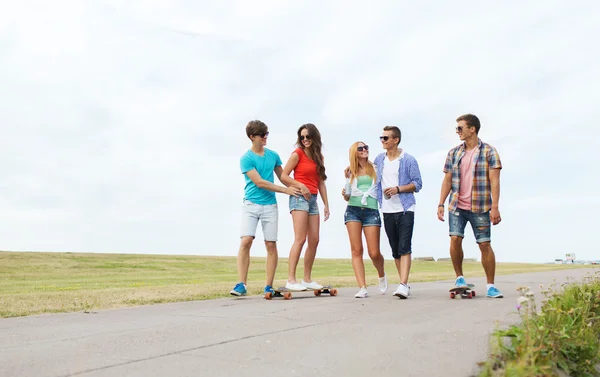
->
[449,284,476,299]
[264,285,338,300]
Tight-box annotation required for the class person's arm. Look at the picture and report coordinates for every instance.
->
[487,147,502,225]
[401,157,422,193]
[246,168,300,196]
[384,157,422,197]
[489,168,501,225]
[280,152,311,200]
[318,179,330,221]
[437,172,452,221]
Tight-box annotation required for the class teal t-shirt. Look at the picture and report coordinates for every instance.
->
[348,175,378,210]
[240,148,283,205]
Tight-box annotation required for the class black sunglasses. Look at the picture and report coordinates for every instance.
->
[357,145,369,152]
[379,136,391,141]
[299,135,312,141]
[254,132,269,138]
[456,125,473,133]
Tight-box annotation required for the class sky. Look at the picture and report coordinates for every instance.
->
[1,1,599,263]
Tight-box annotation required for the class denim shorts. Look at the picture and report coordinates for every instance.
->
[240,199,278,241]
[449,208,491,243]
[289,194,319,215]
[344,205,381,227]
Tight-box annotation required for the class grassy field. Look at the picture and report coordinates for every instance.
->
[0,251,593,318]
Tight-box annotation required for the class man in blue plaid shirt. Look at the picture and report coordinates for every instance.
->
[437,114,503,298]
[374,126,423,299]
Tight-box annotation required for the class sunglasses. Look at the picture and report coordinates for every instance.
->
[254,132,269,138]
[455,126,473,133]
[357,145,369,152]
[379,136,394,141]
[299,135,312,141]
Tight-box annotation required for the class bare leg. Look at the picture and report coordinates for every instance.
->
[478,242,496,284]
[265,241,278,287]
[449,235,464,277]
[237,236,254,283]
[346,222,366,287]
[399,254,411,285]
[303,214,321,282]
[288,210,308,283]
[364,226,385,278]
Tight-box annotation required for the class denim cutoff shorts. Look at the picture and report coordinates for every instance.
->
[449,208,491,243]
[344,205,381,227]
[289,194,319,215]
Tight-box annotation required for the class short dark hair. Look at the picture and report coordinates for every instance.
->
[245,120,268,139]
[383,126,401,144]
[456,114,480,134]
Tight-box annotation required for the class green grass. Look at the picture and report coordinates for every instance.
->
[478,271,600,377]
[0,251,592,318]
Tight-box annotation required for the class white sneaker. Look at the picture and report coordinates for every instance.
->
[301,280,323,290]
[393,284,410,299]
[285,281,307,291]
[355,286,368,298]
[378,274,388,294]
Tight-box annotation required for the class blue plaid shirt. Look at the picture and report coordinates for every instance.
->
[374,151,423,211]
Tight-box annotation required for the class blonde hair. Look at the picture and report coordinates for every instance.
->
[348,141,376,182]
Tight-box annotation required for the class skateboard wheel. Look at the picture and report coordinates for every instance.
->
[283,292,292,300]
[265,292,273,300]
[314,290,321,296]
[450,293,456,299]
[472,291,476,297]
[467,292,473,299]
[330,289,338,296]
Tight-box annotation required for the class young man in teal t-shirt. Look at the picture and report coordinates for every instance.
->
[230,120,301,296]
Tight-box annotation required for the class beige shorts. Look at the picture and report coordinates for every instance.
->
[240,200,279,241]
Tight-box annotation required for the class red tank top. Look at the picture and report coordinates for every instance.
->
[292,148,320,194]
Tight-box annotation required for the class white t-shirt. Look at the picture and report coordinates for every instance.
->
[380,151,416,213]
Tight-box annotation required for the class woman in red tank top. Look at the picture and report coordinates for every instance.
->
[281,123,329,291]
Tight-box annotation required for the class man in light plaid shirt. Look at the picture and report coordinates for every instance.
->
[437,114,503,298]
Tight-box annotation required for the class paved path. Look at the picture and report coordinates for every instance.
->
[1,268,596,377]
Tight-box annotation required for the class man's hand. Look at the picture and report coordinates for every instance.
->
[299,184,311,201]
[285,186,301,197]
[323,206,330,221]
[383,186,400,198]
[437,205,445,221]
[490,207,501,225]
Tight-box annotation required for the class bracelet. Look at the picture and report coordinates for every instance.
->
[438,204,444,208]
[396,186,401,193]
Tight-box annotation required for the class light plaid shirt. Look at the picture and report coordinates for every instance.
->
[443,139,502,213]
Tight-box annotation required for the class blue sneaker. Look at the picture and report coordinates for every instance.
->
[455,276,468,288]
[264,285,274,294]
[230,282,247,296]
[486,286,503,298]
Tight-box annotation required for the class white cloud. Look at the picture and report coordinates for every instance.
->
[0,1,599,266]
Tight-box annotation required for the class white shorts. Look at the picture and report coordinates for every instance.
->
[240,200,279,241]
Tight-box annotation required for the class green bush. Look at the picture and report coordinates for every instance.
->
[479,271,600,377]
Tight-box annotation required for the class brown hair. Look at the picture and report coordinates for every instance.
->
[245,120,268,140]
[296,123,327,181]
[383,126,401,145]
[456,114,481,134]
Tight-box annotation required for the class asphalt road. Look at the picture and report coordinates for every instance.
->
[1,268,596,377]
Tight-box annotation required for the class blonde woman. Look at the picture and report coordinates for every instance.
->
[342,142,387,298]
